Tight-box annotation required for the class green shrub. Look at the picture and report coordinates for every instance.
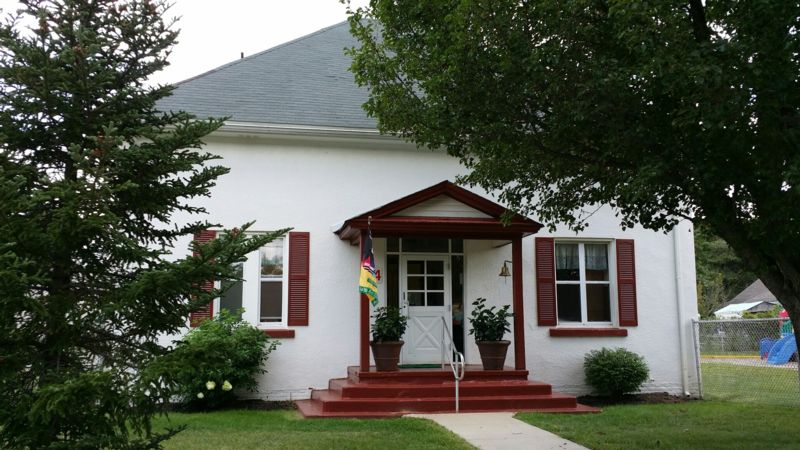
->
[148,310,279,410]
[584,347,649,398]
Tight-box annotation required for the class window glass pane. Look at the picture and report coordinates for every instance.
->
[387,255,399,309]
[387,237,399,252]
[260,239,284,278]
[220,263,243,317]
[220,281,243,317]
[260,281,282,322]
[407,260,424,274]
[451,239,464,253]
[585,244,609,281]
[408,276,424,290]
[557,284,582,322]
[586,284,611,322]
[427,292,444,306]
[451,255,465,354]
[402,238,449,253]
[555,243,580,281]
[408,292,424,306]
[427,276,444,290]
[427,260,444,274]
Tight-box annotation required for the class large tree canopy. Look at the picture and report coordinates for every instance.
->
[0,1,276,447]
[347,0,800,339]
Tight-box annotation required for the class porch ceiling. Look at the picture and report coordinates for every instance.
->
[334,181,543,244]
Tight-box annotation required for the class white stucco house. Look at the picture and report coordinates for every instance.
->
[159,21,700,416]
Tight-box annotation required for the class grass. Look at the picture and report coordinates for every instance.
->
[702,362,800,406]
[517,401,800,450]
[154,409,474,450]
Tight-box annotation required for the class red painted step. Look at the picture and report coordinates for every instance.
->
[296,366,601,418]
[312,390,578,413]
[348,365,530,384]
[329,378,553,399]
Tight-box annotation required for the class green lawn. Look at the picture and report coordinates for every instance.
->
[702,362,800,406]
[154,410,474,450]
[517,401,800,450]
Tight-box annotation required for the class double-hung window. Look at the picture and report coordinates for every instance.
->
[218,236,286,323]
[259,238,284,323]
[555,242,612,324]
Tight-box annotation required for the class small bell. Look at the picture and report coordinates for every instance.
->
[499,261,511,277]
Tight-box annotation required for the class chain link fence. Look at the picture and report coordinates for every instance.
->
[693,318,800,406]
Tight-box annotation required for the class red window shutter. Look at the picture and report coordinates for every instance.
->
[287,231,310,326]
[190,230,217,327]
[616,239,638,326]
[535,237,557,326]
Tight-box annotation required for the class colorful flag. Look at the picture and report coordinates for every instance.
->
[359,233,379,306]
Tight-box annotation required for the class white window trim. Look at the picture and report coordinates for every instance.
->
[554,239,618,327]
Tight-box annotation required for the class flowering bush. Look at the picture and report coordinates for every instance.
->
[146,310,279,409]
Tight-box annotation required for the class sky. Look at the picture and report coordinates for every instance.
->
[0,0,370,86]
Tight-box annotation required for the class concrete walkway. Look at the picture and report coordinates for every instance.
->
[410,412,590,450]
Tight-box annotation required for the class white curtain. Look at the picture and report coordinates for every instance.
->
[585,244,608,270]
[556,244,579,270]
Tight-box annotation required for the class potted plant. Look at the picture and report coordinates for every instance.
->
[370,306,408,371]
[469,298,514,370]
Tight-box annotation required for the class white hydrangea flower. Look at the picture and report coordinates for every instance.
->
[197,392,204,399]
[206,381,216,390]
[144,389,151,397]
[222,380,233,391]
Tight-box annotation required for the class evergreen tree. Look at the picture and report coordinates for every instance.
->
[0,1,278,447]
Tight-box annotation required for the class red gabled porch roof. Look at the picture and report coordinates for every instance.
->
[334,181,543,243]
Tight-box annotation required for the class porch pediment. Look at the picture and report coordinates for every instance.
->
[334,181,543,243]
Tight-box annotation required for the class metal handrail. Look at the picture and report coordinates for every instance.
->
[440,316,466,412]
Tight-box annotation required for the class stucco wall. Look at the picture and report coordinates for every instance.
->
[167,130,700,400]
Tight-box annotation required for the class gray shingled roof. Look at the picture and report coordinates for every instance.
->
[156,21,375,129]
[727,280,778,305]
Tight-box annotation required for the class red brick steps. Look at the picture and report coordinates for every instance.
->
[295,365,600,418]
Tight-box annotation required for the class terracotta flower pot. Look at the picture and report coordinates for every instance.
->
[370,341,404,372]
[476,340,511,370]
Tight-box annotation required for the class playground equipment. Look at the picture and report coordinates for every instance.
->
[760,310,797,365]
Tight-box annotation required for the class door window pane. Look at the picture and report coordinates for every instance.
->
[408,292,424,306]
[260,281,282,322]
[586,284,611,322]
[585,244,609,281]
[427,276,444,290]
[555,244,580,281]
[427,260,444,274]
[427,292,444,306]
[557,284,582,322]
[408,276,424,290]
[407,260,424,274]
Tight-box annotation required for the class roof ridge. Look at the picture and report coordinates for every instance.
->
[169,19,351,87]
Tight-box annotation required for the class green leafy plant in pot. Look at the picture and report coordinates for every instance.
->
[469,298,514,370]
[370,306,408,371]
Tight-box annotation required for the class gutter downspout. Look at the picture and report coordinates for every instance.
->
[673,222,691,397]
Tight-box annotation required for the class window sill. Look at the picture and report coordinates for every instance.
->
[262,329,295,338]
[549,328,628,337]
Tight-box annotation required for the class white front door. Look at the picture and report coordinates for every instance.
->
[400,255,451,364]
